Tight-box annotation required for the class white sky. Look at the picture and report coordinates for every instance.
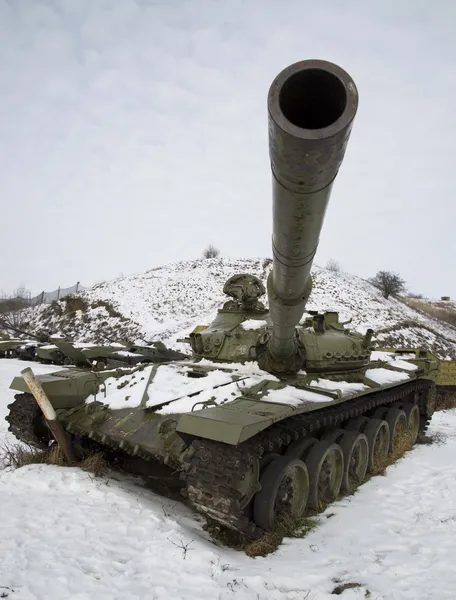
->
[1,0,454,299]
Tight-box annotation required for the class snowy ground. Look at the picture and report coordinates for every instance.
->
[1,358,456,600]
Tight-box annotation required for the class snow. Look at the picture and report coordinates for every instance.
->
[198,359,280,381]
[73,342,125,349]
[91,366,155,410]
[88,362,279,414]
[389,358,419,371]
[371,351,397,361]
[263,386,333,406]
[156,379,250,415]
[241,319,268,330]
[2,358,456,599]
[113,350,144,358]
[309,378,370,397]
[365,368,411,385]
[144,364,237,410]
[370,351,419,371]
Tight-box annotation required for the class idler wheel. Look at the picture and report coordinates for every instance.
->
[285,437,318,461]
[253,456,309,531]
[364,418,390,473]
[384,408,408,454]
[305,441,344,511]
[93,359,107,372]
[401,403,420,446]
[339,431,369,493]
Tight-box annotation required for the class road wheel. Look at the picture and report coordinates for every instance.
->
[364,418,390,473]
[305,441,344,511]
[253,456,309,530]
[339,431,369,493]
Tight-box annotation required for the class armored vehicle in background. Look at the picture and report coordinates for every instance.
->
[0,334,25,358]
[36,336,189,368]
[1,325,189,368]
[6,59,439,536]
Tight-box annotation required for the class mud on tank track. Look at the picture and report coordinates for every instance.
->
[6,379,434,538]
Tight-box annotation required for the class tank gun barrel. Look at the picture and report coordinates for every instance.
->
[0,325,43,342]
[262,59,358,374]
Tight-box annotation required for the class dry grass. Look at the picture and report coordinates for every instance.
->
[370,426,414,476]
[206,514,318,558]
[331,582,362,595]
[419,431,447,446]
[435,390,456,411]
[0,442,109,477]
[331,581,371,597]
[64,295,89,314]
[404,298,456,328]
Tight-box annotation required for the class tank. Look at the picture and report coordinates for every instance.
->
[5,59,440,536]
[2,327,51,361]
[33,334,189,368]
[0,334,24,358]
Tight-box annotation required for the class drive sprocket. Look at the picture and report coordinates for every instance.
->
[5,393,51,449]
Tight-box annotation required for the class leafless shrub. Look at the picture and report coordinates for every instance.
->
[0,285,32,332]
[168,537,194,559]
[202,244,220,259]
[369,270,407,299]
[326,258,341,273]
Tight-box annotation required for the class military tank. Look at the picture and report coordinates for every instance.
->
[6,59,439,536]
[34,335,189,368]
[1,327,51,361]
[0,334,24,358]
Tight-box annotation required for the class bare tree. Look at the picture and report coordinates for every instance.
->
[326,258,341,273]
[369,271,407,299]
[202,244,220,259]
[0,285,32,332]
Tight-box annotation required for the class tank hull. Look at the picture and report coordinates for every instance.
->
[6,350,437,535]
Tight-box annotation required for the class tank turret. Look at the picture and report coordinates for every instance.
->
[258,59,358,374]
[187,60,363,375]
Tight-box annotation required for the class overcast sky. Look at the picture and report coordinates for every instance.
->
[0,0,454,299]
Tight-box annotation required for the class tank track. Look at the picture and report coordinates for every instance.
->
[182,379,434,537]
[5,394,51,450]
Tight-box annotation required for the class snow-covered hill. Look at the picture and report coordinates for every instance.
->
[23,258,456,359]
